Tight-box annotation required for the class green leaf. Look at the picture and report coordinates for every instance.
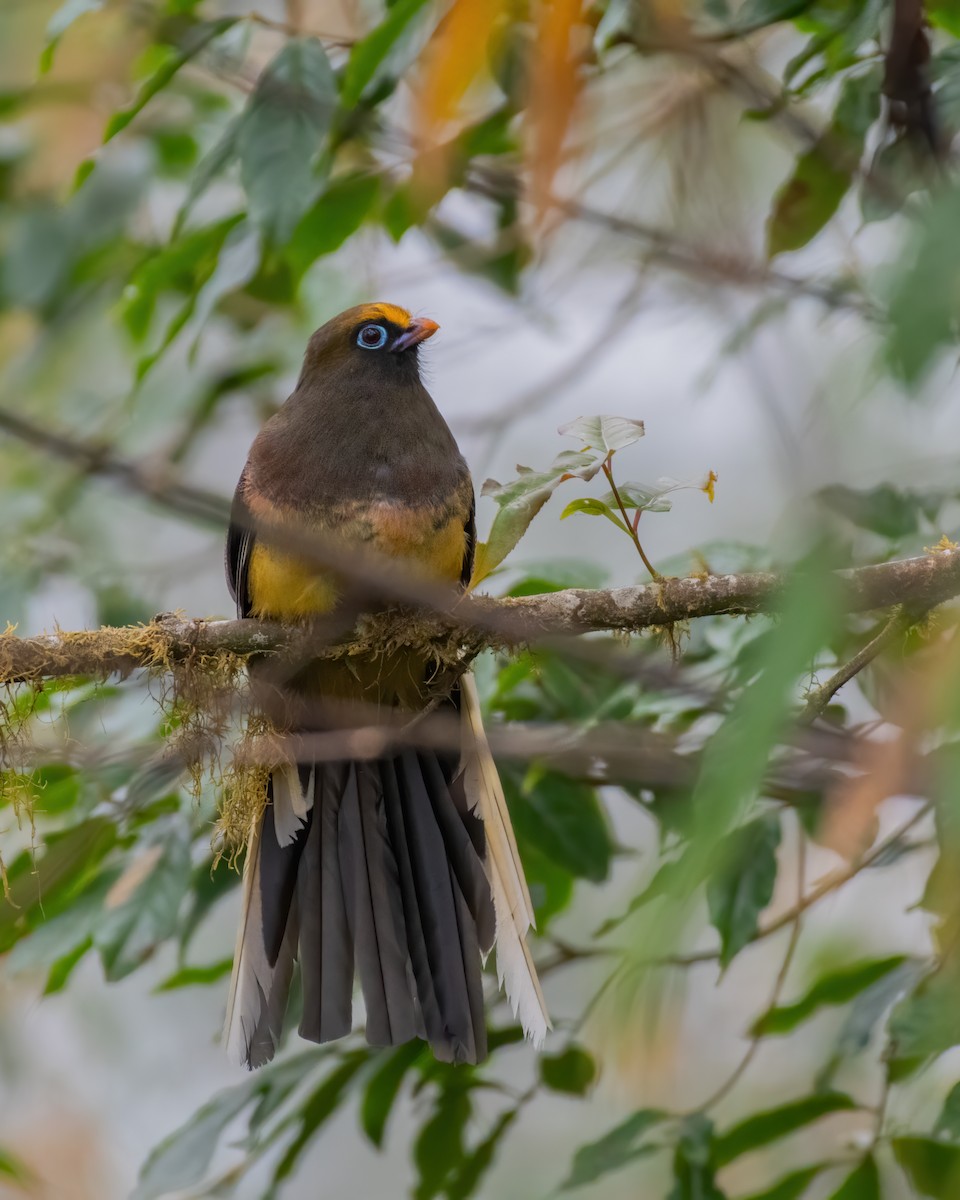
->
[825,1156,880,1199]
[340,0,432,107]
[817,959,922,1087]
[155,958,233,990]
[271,1053,368,1185]
[936,1081,960,1140]
[173,115,242,236]
[0,1145,34,1187]
[121,216,241,342]
[45,937,93,994]
[767,150,850,258]
[519,838,576,926]
[104,19,237,141]
[506,559,608,596]
[596,0,635,50]
[861,136,928,224]
[767,70,879,257]
[666,548,841,901]
[605,481,678,513]
[286,173,380,278]
[238,39,337,243]
[360,1041,424,1148]
[94,826,191,980]
[817,482,944,539]
[752,955,909,1036]
[714,1093,858,1167]
[136,220,260,380]
[243,1048,330,1141]
[893,1137,960,1197]
[446,1106,520,1200]
[179,855,240,953]
[150,128,199,175]
[670,1113,725,1200]
[889,959,960,1065]
[504,770,613,882]
[739,1164,828,1200]
[540,1046,597,1096]
[0,817,117,953]
[561,1109,666,1190]
[21,764,81,814]
[7,871,114,976]
[706,812,781,969]
[886,183,960,383]
[41,0,103,73]
[560,496,630,533]
[133,1080,258,1199]
[930,0,960,36]
[413,1084,472,1200]
[471,451,601,586]
[559,414,645,453]
[733,0,815,34]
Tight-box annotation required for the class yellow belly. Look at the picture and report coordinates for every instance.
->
[246,501,467,621]
[248,544,340,619]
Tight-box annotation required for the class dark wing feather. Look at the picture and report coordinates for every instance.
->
[460,493,476,591]
[226,474,255,618]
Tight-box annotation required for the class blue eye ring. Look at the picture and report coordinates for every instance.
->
[357,323,388,350]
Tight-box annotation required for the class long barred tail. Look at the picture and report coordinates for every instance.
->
[224,690,548,1068]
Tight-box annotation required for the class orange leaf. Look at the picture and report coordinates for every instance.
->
[414,0,507,145]
[526,0,588,224]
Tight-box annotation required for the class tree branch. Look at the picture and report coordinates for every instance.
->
[798,606,922,724]
[1,551,959,683]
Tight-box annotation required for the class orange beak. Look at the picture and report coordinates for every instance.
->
[391,317,439,353]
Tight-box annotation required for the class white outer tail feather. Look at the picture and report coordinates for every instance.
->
[460,674,550,1049]
[223,816,267,1064]
[272,761,312,846]
[223,770,313,1064]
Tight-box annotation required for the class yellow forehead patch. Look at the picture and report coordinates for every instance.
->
[357,302,412,329]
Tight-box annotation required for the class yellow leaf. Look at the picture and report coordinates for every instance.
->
[925,534,959,553]
[411,0,508,206]
[414,0,507,143]
[702,469,718,504]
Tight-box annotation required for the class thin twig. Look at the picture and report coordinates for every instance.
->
[246,10,354,45]
[799,607,922,725]
[463,168,879,319]
[602,458,661,581]
[646,801,934,968]
[871,1067,892,1149]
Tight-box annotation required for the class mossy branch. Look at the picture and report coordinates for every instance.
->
[1,550,959,684]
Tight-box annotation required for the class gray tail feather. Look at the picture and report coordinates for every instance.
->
[232,751,494,1067]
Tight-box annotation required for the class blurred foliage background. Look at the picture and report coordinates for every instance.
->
[5,0,960,1197]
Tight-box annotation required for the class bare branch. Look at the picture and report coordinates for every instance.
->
[465,167,877,317]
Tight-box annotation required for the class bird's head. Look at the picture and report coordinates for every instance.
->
[300,303,439,381]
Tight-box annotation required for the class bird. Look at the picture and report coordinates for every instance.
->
[223,302,549,1068]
